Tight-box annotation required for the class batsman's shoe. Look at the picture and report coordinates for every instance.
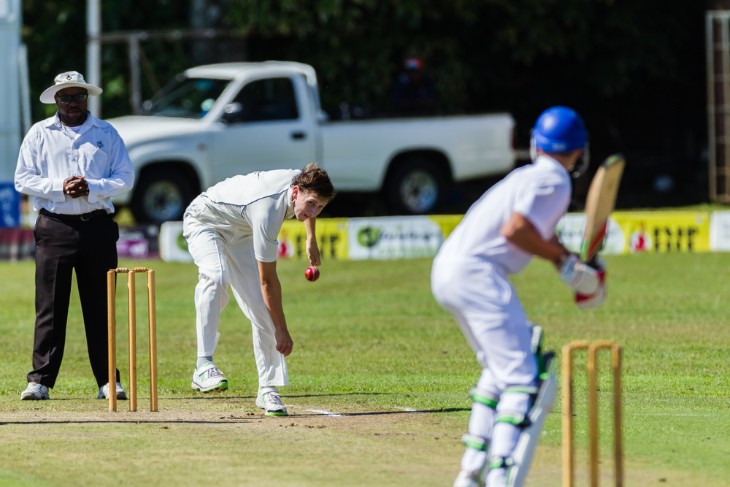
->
[453,469,482,487]
[256,389,288,416]
[191,362,229,392]
[98,382,128,400]
[487,466,507,487]
[20,382,49,400]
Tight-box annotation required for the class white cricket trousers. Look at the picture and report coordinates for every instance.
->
[431,256,536,385]
[431,255,537,473]
[183,217,288,387]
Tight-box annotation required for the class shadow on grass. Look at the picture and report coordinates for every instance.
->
[0,418,257,425]
[1,403,469,425]
[329,408,468,416]
[179,391,393,400]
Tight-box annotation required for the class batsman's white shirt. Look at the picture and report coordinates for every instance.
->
[432,154,570,387]
[183,169,299,387]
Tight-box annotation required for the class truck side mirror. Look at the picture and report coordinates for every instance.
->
[221,102,243,124]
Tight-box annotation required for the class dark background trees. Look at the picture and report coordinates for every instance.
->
[21,0,708,208]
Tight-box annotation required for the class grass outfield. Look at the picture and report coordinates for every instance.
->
[0,253,729,486]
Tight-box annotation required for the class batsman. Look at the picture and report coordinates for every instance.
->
[431,106,606,487]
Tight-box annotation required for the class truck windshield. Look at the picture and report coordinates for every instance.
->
[141,76,230,119]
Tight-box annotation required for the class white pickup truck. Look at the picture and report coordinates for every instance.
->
[108,61,516,223]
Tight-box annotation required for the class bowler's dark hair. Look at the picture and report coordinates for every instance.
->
[292,163,336,201]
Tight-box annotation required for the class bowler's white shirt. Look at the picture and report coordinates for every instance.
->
[14,113,134,215]
[437,155,571,274]
[185,169,298,262]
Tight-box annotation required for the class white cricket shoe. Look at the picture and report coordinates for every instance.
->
[486,467,506,487]
[256,388,288,416]
[191,362,229,392]
[20,382,50,400]
[98,382,128,400]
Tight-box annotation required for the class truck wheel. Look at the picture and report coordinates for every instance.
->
[386,160,445,214]
[130,170,195,223]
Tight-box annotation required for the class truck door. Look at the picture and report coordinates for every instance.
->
[208,76,318,181]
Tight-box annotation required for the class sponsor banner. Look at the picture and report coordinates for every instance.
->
[556,214,625,255]
[556,211,712,255]
[430,212,714,256]
[155,210,723,263]
[429,214,463,239]
[117,225,160,259]
[159,221,191,262]
[348,216,443,260]
[710,211,730,251]
[612,211,711,253]
[279,218,349,260]
[0,224,162,261]
[158,218,349,262]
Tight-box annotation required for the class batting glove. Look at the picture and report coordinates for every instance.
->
[586,255,606,272]
[557,253,600,295]
[575,267,606,309]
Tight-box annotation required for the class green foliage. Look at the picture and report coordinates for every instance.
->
[21,0,194,119]
[18,1,708,204]
[21,0,704,137]
[217,0,704,125]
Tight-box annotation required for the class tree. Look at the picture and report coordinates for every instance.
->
[21,0,709,204]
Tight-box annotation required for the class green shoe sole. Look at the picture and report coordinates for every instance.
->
[265,410,288,417]
[192,380,229,393]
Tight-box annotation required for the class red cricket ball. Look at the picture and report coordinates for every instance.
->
[304,266,320,282]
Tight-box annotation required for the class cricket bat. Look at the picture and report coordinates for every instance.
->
[579,154,625,262]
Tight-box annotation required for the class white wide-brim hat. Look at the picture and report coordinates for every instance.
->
[40,71,103,104]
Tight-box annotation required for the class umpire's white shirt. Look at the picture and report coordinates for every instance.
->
[14,113,134,215]
[183,169,300,387]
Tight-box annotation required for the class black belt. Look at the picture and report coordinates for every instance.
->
[40,208,109,222]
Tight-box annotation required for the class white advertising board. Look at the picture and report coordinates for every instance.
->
[347,216,443,260]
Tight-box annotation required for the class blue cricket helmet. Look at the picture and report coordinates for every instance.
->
[531,106,589,177]
[532,106,587,153]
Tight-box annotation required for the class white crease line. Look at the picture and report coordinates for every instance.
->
[306,409,342,417]
[304,407,423,416]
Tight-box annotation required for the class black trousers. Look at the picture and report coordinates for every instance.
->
[27,211,121,389]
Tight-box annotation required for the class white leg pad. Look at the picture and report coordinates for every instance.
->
[505,353,558,487]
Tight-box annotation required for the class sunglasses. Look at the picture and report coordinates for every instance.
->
[56,93,88,104]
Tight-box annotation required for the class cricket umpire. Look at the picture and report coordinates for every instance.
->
[15,71,134,401]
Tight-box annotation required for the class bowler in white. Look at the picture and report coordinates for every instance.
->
[183,163,335,416]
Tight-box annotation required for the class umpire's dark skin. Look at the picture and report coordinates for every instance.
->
[58,88,91,199]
